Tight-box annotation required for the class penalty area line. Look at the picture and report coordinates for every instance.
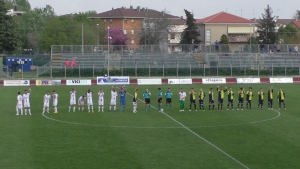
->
[125,91,250,169]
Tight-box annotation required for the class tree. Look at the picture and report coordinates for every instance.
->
[38,17,68,51]
[278,24,299,44]
[4,0,31,12]
[180,9,201,44]
[0,0,20,53]
[247,37,258,44]
[105,28,129,46]
[257,5,277,44]
[293,10,300,19]
[219,34,230,44]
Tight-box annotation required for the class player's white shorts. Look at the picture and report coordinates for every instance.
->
[78,101,84,106]
[70,100,76,105]
[24,102,30,108]
[87,101,93,106]
[133,102,137,106]
[44,102,50,107]
[16,104,23,109]
[110,100,116,105]
[98,100,104,106]
[53,101,58,107]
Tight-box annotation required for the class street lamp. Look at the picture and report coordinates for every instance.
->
[107,27,111,76]
[97,24,99,53]
[249,24,252,53]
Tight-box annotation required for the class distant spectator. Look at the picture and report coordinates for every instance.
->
[273,43,277,54]
[72,59,77,67]
[260,43,265,53]
[65,59,71,67]
[269,49,274,54]
[295,45,299,56]
[104,74,108,77]
[289,46,293,55]
[277,46,281,53]
[215,40,219,52]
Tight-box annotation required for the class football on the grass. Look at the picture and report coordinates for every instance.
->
[160,109,163,112]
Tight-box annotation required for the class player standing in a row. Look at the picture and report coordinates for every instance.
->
[16,92,23,115]
[23,88,32,115]
[268,87,273,110]
[198,88,205,111]
[119,86,127,112]
[227,87,234,110]
[165,88,172,110]
[217,86,227,111]
[258,88,264,109]
[158,88,163,111]
[78,96,86,111]
[109,86,118,112]
[87,88,94,113]
[237,88,245,110]
[98,89,104,112]
[143,89,151,111]
[278,88,286,110]
[179,88,186,111]
[208,88,215,111]
[69,88,76,112]
[133,87,138,113]
[52,90,58,113]
[246,87,253,109]
[189,88,197,111]
[43,91,51,113]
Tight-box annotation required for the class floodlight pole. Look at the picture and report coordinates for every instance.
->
[249,24,252,53]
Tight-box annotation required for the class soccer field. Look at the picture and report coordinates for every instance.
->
[1,84,300,169]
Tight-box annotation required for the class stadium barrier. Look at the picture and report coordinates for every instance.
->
[0,77,299,86]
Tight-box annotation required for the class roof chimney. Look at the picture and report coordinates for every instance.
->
[130,6,133,9]
[162,11,165,16]
[112,7,114,10]
[181,16,183,19]
[136,6,140,12]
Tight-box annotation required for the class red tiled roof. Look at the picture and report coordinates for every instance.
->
[196,12,256,24]
[292,20,300,29]
[89,7,180,19]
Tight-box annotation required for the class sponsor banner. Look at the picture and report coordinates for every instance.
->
[270,77,293,84]
[168,79,192,84]
[66,80,91,85]
[36,80,61,86]
[97,76,130,85]
[237,78,261,84]
[4,80,30,86]
[138,79,162,85]
[202,78,226,84]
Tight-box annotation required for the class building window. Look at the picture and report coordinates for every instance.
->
[124,19,127,23]
[124,30,127,34]
[170,33,175,39]
[131,19,134,23]
[205,29,211,44]
[110,19,112,24]
[103,19,106,23]
[131,30,134,34]
[131,40,134,44]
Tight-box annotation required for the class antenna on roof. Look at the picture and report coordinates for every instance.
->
[241,9,242,17]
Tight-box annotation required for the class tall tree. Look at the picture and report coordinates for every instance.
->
[293,10,300,19]
[105,28,129,45]
[180,9,201,44]
[4,0,31,12]
[257,5,277,44]
[0,0,20,53]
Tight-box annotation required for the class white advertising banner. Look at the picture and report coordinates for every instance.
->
[270,77,293,84]
[168,79,192,84]
[97,76,130,85]
[4,80,30,86]
[137,79,162,85]
[202,78,226,84]
[66,80,91,85]
[36,80,61,86]
[237,78,261,84]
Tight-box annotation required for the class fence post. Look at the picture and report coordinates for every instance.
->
[244,58,246,76]
[148,64,150,77]
[50,65,52,78]
[285,59,287,76]
[230,60,232,77]
[217,63,219,76]
[189,63,191,77]
[22,65,24,79]
[79,65,81,78]
[121,63,123,76]
[65,65,66,79]
[36,66,38,78]
[258,61,260,77]
[135,62,137,77]
[93,64,94,78]
[176,61,178,77]
[203,64,205,77]
[271,59,273,76]
[163,63,164,77]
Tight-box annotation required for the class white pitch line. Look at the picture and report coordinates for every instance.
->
[126,91,250,169]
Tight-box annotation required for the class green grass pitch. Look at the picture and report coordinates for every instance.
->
[0,84,300,169]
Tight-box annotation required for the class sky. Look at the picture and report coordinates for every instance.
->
[27,0,299,19]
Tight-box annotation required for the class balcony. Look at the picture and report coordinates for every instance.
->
[229,37,248,42]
